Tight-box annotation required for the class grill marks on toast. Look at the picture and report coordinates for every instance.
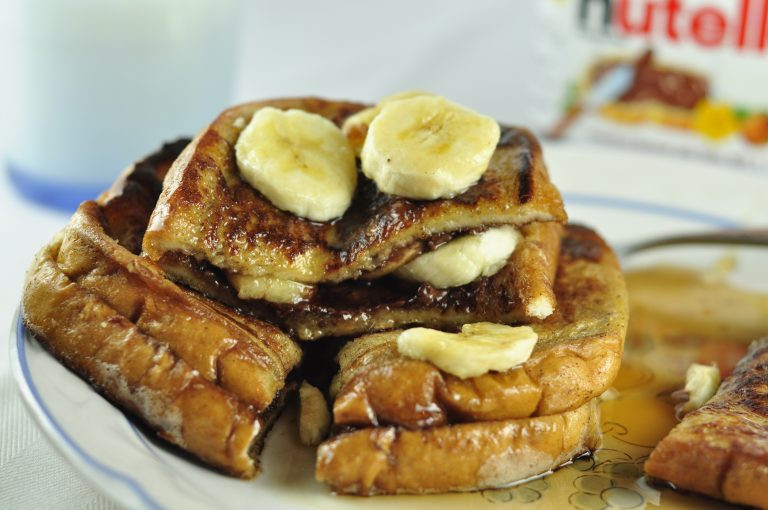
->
[316,399,602,495]
[498,126,535,204]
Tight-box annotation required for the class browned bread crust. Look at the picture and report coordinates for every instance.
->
[142,98,567,289]
[20,97,611,493]
[330,225,628,427]
[23,239,264,477]
[316,399,601,495]
[96,139,190,254]
[645,338,768,509]
[56,201,301,410]
[22,145,302,478]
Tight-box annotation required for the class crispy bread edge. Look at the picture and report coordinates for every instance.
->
[316,399,601,495]
[22,238,263,478]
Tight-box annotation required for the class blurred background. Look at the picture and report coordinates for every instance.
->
[2,0,766,212]
[0,0,766,508]
[0,1,547,211]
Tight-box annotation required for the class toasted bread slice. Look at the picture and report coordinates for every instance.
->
[22,144,302,478]
[316,398,601,495]
[64,133,561,341]
[644,338,768,509]
[142,98,567,292]
[329,225,627,427]
[152,220,562,340]
[55,201,301,410]
[280,221,562,340]
[23,238,265,477]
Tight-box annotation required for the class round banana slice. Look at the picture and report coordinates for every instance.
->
[235,107,357,222]
[361,95,500,200]
[342,90,433,155]
[394,226,520,288]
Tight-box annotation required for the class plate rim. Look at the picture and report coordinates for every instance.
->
[10,310,165,510]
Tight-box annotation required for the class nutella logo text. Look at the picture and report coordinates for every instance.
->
[579,0,768,50]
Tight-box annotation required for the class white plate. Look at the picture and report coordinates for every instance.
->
[11,142,768,510]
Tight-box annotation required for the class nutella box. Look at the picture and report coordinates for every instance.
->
[535,0,768,168]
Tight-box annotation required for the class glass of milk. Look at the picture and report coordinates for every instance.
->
[3,0,242,210]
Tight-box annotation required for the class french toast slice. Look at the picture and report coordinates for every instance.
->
[24,239,266,477]
[22,144,302,478]
[329,225,627,427]
[68,133,562,341]
[54,201,301,410]
[280,220,562,340]
[316,398,601,495]
[154,220,562,340]
[315,225,625,494]
[644,338,768,509]
[142,98,567,294]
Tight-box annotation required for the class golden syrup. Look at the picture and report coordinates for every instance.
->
[625,265,768,355]
[588,263,768,509]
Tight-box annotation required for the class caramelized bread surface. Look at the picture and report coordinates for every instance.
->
[316,399,601,495]
[23,239,264,477]
[142,98,567,286]
[22,144,302,478]
[645,338,768,509]
[57,201,301,410]
[330,225,628,427]
[20,98,607,491]
[61,132,563,341]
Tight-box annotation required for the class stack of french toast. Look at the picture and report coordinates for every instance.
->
[23,93,629,495]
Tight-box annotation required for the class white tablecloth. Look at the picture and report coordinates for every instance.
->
[0,171,120,509]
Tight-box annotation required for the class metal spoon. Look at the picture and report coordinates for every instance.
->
[619,228,768,259]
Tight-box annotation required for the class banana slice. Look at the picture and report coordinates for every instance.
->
[342,90,433,155]
[679,363,721,414]
[360,95,500,200]
[394,226,520,288]
[397,322,538,379]
[235,107,357,222]
[230,273,314,304]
